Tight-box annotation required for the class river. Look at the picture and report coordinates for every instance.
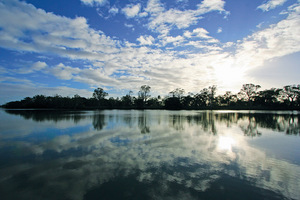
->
[0,109,299,200]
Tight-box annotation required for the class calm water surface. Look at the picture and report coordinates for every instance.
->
[0,109,299,200]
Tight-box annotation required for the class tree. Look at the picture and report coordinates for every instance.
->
[147,97,161,108]
[93,88,108,100]
[238,84,261,108]
[182,93,194,108]
[72,94,87,109]
[195,88,210,107]
[218,91,235,106]
[3,82,299,110]
[256,88,281,106]
[169,88,185,98]
[121,91,134,107]
[239,84,261,101]
[33,95,47,108]
[164,97,182,110]
[138,85,151,103]
[281,85,300,106]
[165,88,185,109]
[208,85,217,107]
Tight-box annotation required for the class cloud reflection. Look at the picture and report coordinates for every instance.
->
[218,136,235,151]
[0,110,299,200]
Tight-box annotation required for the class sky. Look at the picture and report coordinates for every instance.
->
[0,0,300,104]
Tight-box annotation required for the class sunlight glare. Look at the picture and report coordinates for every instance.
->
[218,136,235,151]
[214,62,246,90]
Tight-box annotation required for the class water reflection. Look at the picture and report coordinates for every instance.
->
[186,112,217,134]
[0,109,300,200]
[138,112,150,134]
[92,114,105,131]
[218,136,236,151]
[4,109,88,124]
[239,116,262,137]
[4,110,300,136]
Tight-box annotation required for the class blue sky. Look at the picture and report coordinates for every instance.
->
[0,0,300,104]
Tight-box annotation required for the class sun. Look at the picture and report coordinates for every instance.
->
[214,61,246,91]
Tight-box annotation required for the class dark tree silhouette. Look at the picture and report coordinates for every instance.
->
[165,88,185,109]
[238,83,261,108]
[256,88,281,107]
[195,88,210,107]
[281,85,300,106]
[169,88,185,98]
[121,91,134,108]
[138,85,151,102]
[165,97,182,110]
[2,83,300,110]
[208,85,217,107]
[239,84,261,101]
[181,93,194,108]
[138,85,151,108]
[218,91,237,107]
[147,97,161,108]
[93,88,108,100]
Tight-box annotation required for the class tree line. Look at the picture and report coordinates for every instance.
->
[2,83,300,110]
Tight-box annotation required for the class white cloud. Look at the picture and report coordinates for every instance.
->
[144,0,165,14]
[0,0,300,98]
[217,27,222,33]
[48,63,80,80]
[235,3,300,69]
[192,28,211,38]
[156,9,199,29]
[137,35,155,45]
[15,61,48,74]
[160,35,185,46]
[257,0,288,11]
[122,4,141,18]
[145,0,226,36]
[75,67,120,86]
[197,0,226,13]
[139,12,148,17]
[0,76,33,85]
[184,28,211,39]
[32,61,47,71]
[183,31,192,38]
[45,62,119,86]
[108,6,119,15]
[124,23,134,28]
[177,0,188,3]
[81,0,108,7]
[256,22,264,28]
[185,41,221,51]
[0,0,119,60]
[146,8,199,36]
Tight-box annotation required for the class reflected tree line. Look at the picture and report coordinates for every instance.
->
[4,110,87,123]
[5,110,299,136]
[2,84,300,110]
